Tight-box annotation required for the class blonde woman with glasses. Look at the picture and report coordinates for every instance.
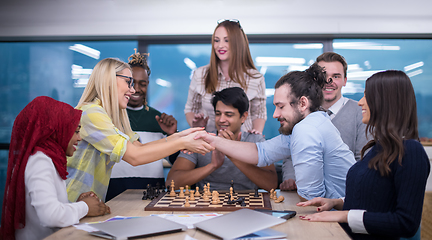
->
[66,58,213,202]
[185,19,267,134]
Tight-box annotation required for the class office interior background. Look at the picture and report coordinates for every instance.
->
[1,0,432,213]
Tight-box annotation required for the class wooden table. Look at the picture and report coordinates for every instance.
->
[45,189,350,240]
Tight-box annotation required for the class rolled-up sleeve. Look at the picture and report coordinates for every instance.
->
[80,106,131,163]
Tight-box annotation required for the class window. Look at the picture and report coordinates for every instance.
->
[333,39,432,138]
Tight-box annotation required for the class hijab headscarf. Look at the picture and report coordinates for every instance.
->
[0,96,82,240]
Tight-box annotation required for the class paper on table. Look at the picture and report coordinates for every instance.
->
[151,213,222,229]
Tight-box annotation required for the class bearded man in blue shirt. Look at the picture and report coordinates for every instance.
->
[195,63,356,201]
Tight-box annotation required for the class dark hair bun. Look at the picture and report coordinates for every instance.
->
[305,63,328,88]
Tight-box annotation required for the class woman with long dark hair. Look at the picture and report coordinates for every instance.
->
[298,70,430,239]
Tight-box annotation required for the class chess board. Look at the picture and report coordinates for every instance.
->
[144,190,272,212]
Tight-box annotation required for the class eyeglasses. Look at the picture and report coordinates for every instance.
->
[116,74,135,89]
[217,19,242,29]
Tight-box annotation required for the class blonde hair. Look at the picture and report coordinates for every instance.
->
[77,58,134,137]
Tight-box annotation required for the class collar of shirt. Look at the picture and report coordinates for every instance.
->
[328,96,348,116]
[127,105,144,111]
[217,66,230,81]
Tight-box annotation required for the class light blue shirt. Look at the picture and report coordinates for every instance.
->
[256,111,355,200]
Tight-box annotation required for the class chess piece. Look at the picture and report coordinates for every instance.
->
[195,186,200,197]
[179,187,185,197]
[202,185,207,197]
[190,190,195,201]
[211,191,219,205]
[254,186,259,197]
[269,189,275,200]
[203,193,210,201]
[184,196,190,207]
[231,180,235,194]
[214,191,220,203]
[185,185,190,195]
[273,191,278,200]
[275,196,285,203]
[170,180,176,196]
[142,190,148,200]
[229,187,234,201]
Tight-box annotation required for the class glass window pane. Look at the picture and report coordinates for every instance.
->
[333,39,432,138]
[0,41,137,143]
[148,43,323,140]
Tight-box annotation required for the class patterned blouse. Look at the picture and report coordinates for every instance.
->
[66,99,139,202]
[184,65,267,132]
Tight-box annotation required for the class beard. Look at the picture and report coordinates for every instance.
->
[278,110,304,135]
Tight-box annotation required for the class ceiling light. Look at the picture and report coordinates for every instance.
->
[293,43,323,49]
[407,69,423,78]
[333,42,400,51]
[156,78,172,88]
[255,57,305,66]
[404,62,424,72]
[69,44,100,59]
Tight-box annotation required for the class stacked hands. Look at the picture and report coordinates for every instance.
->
[297,197,348,223]
[155,112,214,155]
[77,191,111,217]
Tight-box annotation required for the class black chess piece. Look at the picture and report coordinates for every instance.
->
[231,180,235,194]
[227,194,235,205]
[142,189,148,200]
[254,186,259,197]
[155,182,161,196]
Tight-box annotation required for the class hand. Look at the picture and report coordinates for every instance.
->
[155,113,177,135]
[299,210,348,223]
[279,179,297,191]
[192,113,209,128]
[210,148,225,170]
[217,129,241,141]
[248,129,261,135]
[77,191,99,202]
[176,127,205,138]
[296,197,339,212]
[181,130,215,155]
[80,195,111,217]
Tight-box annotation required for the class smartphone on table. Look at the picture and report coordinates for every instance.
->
[253,209,296,220]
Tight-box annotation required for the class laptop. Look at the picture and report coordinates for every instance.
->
[89,216,187,239]
[194,208,286,240]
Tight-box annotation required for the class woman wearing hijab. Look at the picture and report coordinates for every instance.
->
[0,96,109,240]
